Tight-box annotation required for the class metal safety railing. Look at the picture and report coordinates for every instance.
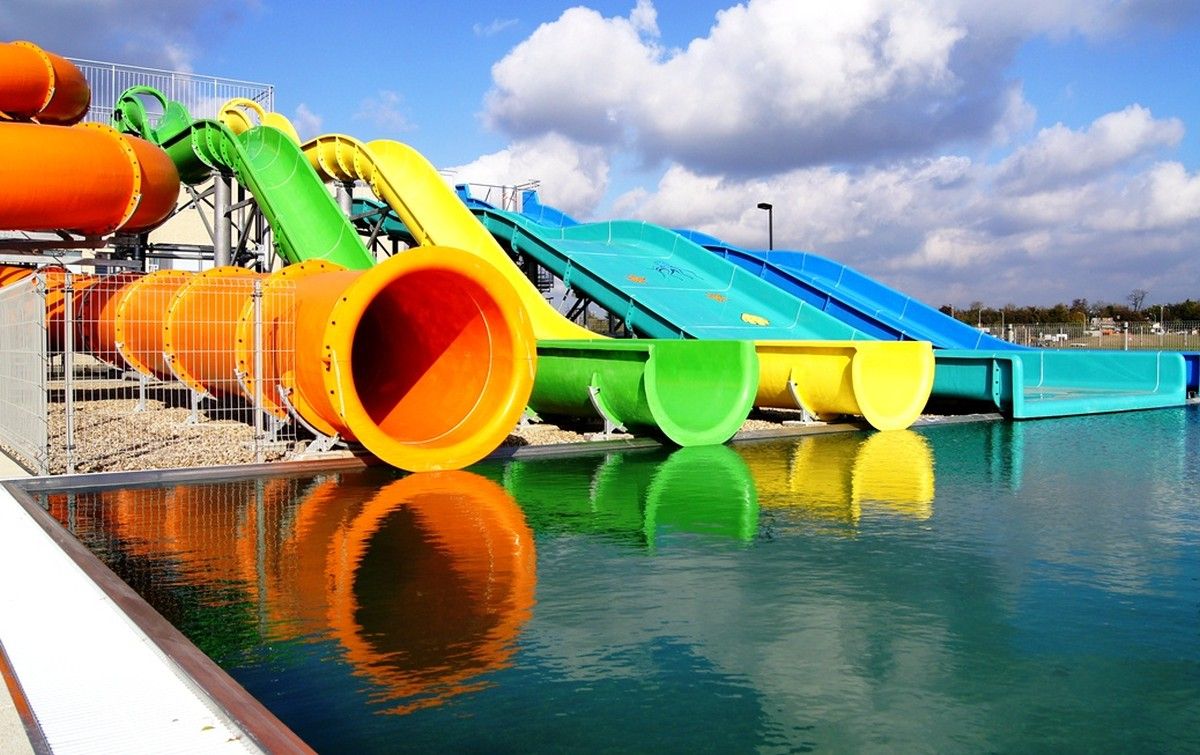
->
[457,181,540,212]
[0,270,304,475]
[66,57,274,125]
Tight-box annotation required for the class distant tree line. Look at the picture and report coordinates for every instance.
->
[938,293,1200,327]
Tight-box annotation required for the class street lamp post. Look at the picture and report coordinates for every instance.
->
[756,202,773,250]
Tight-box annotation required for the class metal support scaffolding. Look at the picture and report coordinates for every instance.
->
[336,182,354,216]
[213,172,233,267]
[62,273,76,474]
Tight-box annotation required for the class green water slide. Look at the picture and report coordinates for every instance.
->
[532,339,758,446]
[113,87,374,270]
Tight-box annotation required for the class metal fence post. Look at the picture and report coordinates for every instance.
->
[34,273,51,475]
[253,278,265,464]
[62,272,76,475]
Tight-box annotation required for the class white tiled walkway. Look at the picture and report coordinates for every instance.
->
[0,481,262,754]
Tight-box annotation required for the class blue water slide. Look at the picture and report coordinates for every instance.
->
[678,230,1021,351]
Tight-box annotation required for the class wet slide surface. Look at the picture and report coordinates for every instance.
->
[681,230,1020,350]
[473,207,866,342]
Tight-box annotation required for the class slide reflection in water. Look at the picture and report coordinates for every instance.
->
[495,445,759,549]
[736,430,936,525]
[48,469,535,715]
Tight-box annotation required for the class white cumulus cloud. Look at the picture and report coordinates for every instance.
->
[483,0,1200,176]
[448,134,611,219]
[611,107,1200,305]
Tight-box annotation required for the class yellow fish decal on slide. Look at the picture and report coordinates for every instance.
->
[741,312,770,326]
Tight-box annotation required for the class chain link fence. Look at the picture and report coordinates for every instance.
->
[0,269,306,475]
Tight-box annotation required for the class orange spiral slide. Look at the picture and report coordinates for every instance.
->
[0,41,539,471]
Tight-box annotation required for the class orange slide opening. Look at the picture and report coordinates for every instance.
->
[287,248,536,471]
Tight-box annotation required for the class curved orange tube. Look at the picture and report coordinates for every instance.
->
[41,268,100,352]
[163,266,261,397]
[0,264,35,288]
[76,272,143,366]
[113,269,193,381]
[0,121,180,234]
[96,248,534,471]
[0,41,90,125]
[0,265,102,353]
[233,260,336,420]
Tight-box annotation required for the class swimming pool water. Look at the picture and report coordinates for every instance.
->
[43,409,1200,752]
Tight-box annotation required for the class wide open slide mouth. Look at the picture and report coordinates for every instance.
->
[325,247,536,471]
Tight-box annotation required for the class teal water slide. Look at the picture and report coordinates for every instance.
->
[466,189,1190,419]
[469,204,866,342]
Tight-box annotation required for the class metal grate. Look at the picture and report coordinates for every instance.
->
[0,274,49,473]
[0,268,305,475]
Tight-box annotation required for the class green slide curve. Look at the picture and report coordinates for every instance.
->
[112,86,374,270]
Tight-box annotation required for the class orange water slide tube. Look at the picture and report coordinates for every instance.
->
[0,265,105,352]
[77,272,143,366]
[0,264,36,287]
[42,267,100,352]
[105,249,536,472]
[0,121,180,234]
[0,41,90,125]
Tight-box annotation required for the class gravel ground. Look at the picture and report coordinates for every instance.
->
[23,388,863,475]
[46,397,292,474]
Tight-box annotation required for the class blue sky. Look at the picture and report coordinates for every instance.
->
[4,0,1200,308]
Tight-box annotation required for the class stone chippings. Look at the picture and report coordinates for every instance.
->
[47,398,291,474]
[35,396,823,475]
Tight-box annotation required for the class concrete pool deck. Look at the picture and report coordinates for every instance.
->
[0,452,35,755]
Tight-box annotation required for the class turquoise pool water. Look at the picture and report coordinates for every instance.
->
[44,409,1200,752]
